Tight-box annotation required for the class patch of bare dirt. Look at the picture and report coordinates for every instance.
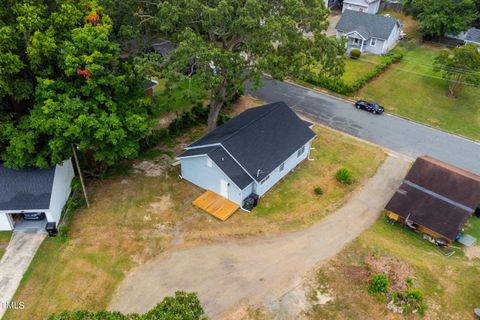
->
[229,96,263,116]
[464,245,480,259]
[132,155,172,177]
[365,255,416,291]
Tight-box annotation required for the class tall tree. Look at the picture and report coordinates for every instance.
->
[142,0,345,131]
[404,0,478,37]
[434,44,480,97]
[0,0,153,170]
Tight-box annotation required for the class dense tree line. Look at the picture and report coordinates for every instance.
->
[0,0,153,171]
[1,0,343,170]
[404,0,478,37]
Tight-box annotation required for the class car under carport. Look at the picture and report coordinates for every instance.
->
[0,161,75,231]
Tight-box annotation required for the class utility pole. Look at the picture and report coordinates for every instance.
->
[71,144,90,208]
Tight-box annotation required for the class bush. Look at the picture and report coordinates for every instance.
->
[368,274,389,295]
[299,49,404,96]
[350,48,361,59]
[335,168,353,185]
[48,291,206,320]
[314,187,324,195]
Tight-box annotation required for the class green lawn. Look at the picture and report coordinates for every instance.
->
[342,54,383,85]
[360,44,480,140]
[306,218,480,319]
[0,231,12,260]
[153,77,207,116]
[464,216,480,240]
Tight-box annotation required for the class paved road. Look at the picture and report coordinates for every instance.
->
[0,230,46,319]
[250,79,480,175]
[110,156,410,319]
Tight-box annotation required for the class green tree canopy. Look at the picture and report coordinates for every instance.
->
[47,291,206,320]
[404,0,478,37]
[0,0,153,170]
[434,44,480,97]
[142,0,345,131]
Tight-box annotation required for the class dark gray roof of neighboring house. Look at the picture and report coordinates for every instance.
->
[180,102,316,184]
[336,10,399,40]
[465,27,480,44]
[144,79,158,90]
[0,164,55,211]
[152,40,176,58]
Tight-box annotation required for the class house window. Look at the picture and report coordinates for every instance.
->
[279,163,285,172]
[353,38,359,45]
[297,145,306,158]
[371,38,376,46]
[206,158,212,167]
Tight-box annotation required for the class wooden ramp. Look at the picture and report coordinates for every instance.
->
[192,191,239,221]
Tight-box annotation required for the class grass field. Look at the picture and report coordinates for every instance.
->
[359,44,480,140]
[0,231,12,260]
[153,77,207,116]
[5,121,385,320]
[464,216,480,240]
[306,218,480,320]
[342,54,383,85]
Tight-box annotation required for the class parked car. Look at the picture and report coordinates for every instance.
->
[23,212,46,221]
[354,100,385,115]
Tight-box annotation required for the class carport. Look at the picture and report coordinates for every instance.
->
[0,161,75,231]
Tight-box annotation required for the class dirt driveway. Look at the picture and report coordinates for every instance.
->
[0,230,46,319]
[109,154,410,318]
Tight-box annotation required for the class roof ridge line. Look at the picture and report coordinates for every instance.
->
[219,102,284,146]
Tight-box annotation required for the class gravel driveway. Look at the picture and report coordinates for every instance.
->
[109,154,410,318]
[0,230,46,319]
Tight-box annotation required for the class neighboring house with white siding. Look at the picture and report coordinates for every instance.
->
[335,10,402,54]
[0,160,75,231]
[342,0,381,14]
[177,102,316,210]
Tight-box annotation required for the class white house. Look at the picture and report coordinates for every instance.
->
[0,160,75,231]
[177,102,316,210]
[342,0,381,14]
[336,10,402,54]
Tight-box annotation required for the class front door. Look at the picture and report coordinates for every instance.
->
[220,180,229,198]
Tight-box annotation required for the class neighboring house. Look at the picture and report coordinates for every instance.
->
[144,79,158,97]
[385,156,480,244]
[324,0,341,8]
[177,102,316,209]
[342,0,381,14]
[0,161,75,231]
[336,10,402,54]
[447,27,480,46]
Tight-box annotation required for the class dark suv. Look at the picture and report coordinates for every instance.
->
[23,212,46,221]
[354,100,385,115]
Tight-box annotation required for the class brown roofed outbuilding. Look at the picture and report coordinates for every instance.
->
[385,156,480,243]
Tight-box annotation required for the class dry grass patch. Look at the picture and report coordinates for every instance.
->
[0,231,12,260]
[6,120,385,320]
[305,218,480,320]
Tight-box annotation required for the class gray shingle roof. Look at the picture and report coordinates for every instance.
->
[336,10,399,40]
[179,102,316,186]
[178,146,253,189]
[0,164,55,211]
[465,27,480,44]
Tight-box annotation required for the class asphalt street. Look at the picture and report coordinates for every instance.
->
[250,78,480,175]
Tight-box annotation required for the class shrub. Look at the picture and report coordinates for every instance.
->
[350,48,361,59]
[368,274,389,296]
[299,49,404,96]
[314,187,324,195]
[48,291,206,320]
[335,168,353,185]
